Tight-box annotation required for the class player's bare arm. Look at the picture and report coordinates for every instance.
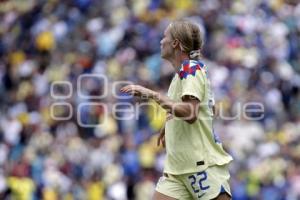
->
[120,84,200,124]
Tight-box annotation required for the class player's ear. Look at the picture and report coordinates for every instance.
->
[172,39,179,48]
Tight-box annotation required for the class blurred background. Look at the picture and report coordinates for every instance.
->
[0,0,300,199]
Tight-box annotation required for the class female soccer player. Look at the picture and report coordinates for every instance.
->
[121,20,233,200]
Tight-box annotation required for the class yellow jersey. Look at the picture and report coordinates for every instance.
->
[164,60,233,175]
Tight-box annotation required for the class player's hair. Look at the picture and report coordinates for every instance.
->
[169,20,203,60]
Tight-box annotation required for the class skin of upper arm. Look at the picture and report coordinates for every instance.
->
[181,95,200,124]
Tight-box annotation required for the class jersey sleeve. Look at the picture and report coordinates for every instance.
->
[179,67,206,102]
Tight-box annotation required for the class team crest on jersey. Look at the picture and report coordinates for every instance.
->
[178,60,205,80]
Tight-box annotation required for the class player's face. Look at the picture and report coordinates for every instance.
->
[160,26,173,60]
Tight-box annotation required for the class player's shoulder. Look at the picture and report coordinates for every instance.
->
[178,60,206,80]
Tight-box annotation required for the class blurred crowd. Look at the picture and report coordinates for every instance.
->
[0,0,300,199]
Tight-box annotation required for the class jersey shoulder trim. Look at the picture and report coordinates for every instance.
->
[178,60,205,80]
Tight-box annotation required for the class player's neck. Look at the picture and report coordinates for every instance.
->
[170,53,190,71]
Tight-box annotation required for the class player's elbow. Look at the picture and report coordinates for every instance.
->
[185,115,197,124]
